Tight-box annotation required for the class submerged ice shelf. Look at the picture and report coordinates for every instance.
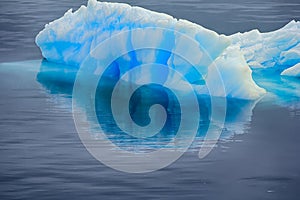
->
[35,0,300,100]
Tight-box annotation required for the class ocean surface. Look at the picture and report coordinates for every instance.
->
[1,0,300,199]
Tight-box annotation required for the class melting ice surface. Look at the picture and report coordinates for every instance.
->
[32,0,300,150]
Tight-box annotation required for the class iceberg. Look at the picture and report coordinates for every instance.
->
[35,0,229,68]
[35,0,298,100]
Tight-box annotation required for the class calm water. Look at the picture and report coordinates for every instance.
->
[1,0,300,199]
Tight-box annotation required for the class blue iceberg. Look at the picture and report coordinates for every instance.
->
[35,0,300,100]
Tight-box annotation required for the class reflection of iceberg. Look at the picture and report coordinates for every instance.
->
[36,60,259,150]
[222,98,258,137]
[36,0,267,100]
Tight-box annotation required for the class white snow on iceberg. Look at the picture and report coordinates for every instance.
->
[281,63,300,77]
[230,20,300,69]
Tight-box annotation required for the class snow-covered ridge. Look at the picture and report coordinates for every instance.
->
[35,0,299,100]
[230,20,300,70]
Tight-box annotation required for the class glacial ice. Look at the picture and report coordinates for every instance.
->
[35,0,299,100]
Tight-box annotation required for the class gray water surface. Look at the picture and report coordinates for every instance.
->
[1,61,300,199]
